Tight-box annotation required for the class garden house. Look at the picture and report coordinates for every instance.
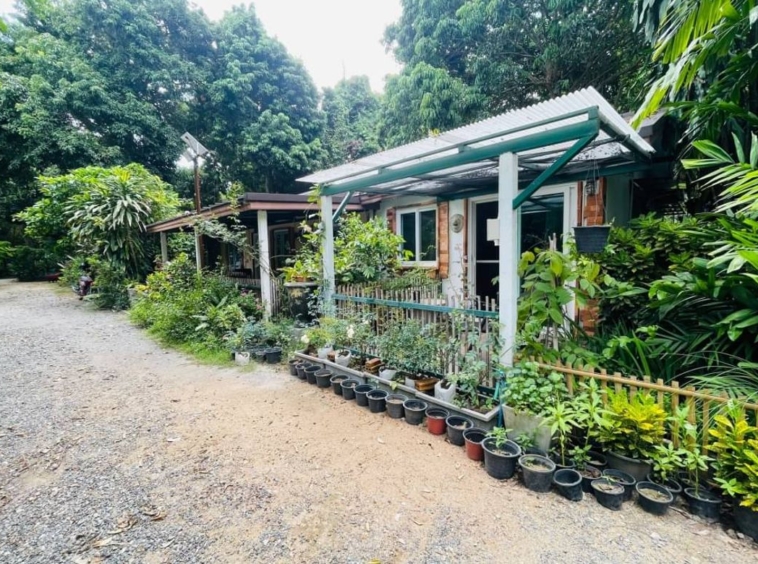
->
[146,192,363,317]
[296,88,664,365]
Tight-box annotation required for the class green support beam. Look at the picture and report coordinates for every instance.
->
[511,132,597,210]
[332,191,354,222]
[321,118,600,196]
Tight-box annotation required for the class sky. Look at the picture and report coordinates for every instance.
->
[0,0,403,91]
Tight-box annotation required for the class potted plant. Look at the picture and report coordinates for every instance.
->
[708,404,757,537]
[518,454,556,493]
[545,399,578,469]
[482,427,522,480]
[591,477,625,510]
[596,390,666,481]
[463,427,487,461]
[303,324,333,359]
[636,481,674,516]
[573,224,611,254]
[501,361,567,452]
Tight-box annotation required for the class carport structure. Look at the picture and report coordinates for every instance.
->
[297,88,654,365]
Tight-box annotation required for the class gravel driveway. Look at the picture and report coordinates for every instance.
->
[1,280,756,563]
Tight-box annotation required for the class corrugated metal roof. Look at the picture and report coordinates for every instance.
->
[298,87,654,190]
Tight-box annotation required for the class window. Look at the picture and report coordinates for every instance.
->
[398,207,437,265]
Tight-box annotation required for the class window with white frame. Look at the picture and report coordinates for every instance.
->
[398,207,437,265]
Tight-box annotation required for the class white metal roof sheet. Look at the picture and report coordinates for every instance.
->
[299,87,654,186]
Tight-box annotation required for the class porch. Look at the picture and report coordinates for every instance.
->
[297,87,658,365]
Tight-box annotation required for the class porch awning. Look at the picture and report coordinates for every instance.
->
[297,87,655,198]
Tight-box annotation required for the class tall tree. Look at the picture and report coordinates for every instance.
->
[207,5,325,192]
[322,76,382,164]
[381,0,650,145]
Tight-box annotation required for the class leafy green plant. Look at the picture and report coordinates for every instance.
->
[501,361,568,417]
[487,427,512,451]
[708,403,758,510]
[545,400,580,466]
[596,391,667,460]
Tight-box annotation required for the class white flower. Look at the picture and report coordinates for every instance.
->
[301,334,310,344]
[346,325,355,340]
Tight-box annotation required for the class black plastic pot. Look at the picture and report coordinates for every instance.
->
[296,362,311,380]
[403,399,428,425]
[683,487,722,521]
[591,478,625,510]
[304,365,320,385]
[574,225,611,254]
[354,384,375,407]
[315,369,333,388]
[605,450,651,482]
[288,359,299,376]
[587,451,608,470]
[603,469,636,501]
[264,347,282,364]
[482,438,521,480]
[636,481,674,516]
[330,374,348,396]
[579,465,602,493]
[734,504,758,542]
[385,394,407,419]
[646,473,683,502]
[551,454,576,470]
[367,389,388,413]
[446,415,473,446]
[519,455,556,493]
[554,469,583,502]
[341,379,359,400]
[251,346,267,362]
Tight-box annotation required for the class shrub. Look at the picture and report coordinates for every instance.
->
[8,246,59,281]
[501,361,568,417]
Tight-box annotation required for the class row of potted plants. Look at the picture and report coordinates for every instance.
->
[289,346,758,540]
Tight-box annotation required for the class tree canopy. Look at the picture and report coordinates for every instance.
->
[380,0,651,145]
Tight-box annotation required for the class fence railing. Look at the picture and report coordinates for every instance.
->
[333,284,500,386]
[541,361,758,450]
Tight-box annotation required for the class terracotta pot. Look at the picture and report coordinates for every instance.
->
[463,428,486,461]
[426,408,448,435]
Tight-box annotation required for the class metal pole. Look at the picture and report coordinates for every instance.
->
[194,155,204,271]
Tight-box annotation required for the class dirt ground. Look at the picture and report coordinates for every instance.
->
[1,281,756,563]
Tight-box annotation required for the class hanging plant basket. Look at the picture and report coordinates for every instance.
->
[573,226,611,254]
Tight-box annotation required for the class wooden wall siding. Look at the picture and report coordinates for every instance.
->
[438,201,450,279]
[386,207,396,234]
[541,361,758,450]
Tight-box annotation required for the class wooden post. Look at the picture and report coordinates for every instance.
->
[257,210,273,319]
[159,232,169,264]
[321,194,335,315]
[498,152,519,367]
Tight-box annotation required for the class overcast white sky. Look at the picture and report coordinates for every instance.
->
[0,0,403,91]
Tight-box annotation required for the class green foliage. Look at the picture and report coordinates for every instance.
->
[545,399,581,466]
[322,76,381,164]
[130,254,259,351]
[376,317,440,375]
[597,391,667,460]
[708,404,758,510]
[60,255,131,310]
[381,0,649,145]
[16,165,179,277]
[633,0,758,142]
[282,213,407,284]
[0,241,15,276]
[487,427,511,450]
[517,247,606,363]
[8,245,58,281]
[501,361,568,417]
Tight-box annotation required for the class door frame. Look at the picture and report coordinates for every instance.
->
[468,182,578,311]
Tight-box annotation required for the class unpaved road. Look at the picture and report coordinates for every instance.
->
[0,281,756,564]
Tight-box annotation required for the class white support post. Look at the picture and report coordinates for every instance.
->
[498,153,519,367]
[194,228,202,272]
[257,210,273,319]
[159,232,169,264]
[320,195,335,315]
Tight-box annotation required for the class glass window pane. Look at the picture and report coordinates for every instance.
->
[419,210,437,261]
[400,213,416,259]
[520,194,564,253]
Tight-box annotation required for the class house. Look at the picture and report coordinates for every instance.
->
[145,192,363,317]
[295,87,670,365]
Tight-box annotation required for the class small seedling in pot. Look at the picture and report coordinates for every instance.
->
[486,427,513,454]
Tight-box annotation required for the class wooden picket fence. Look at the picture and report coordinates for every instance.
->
[541,361,758,450]
[333,283,500,385]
